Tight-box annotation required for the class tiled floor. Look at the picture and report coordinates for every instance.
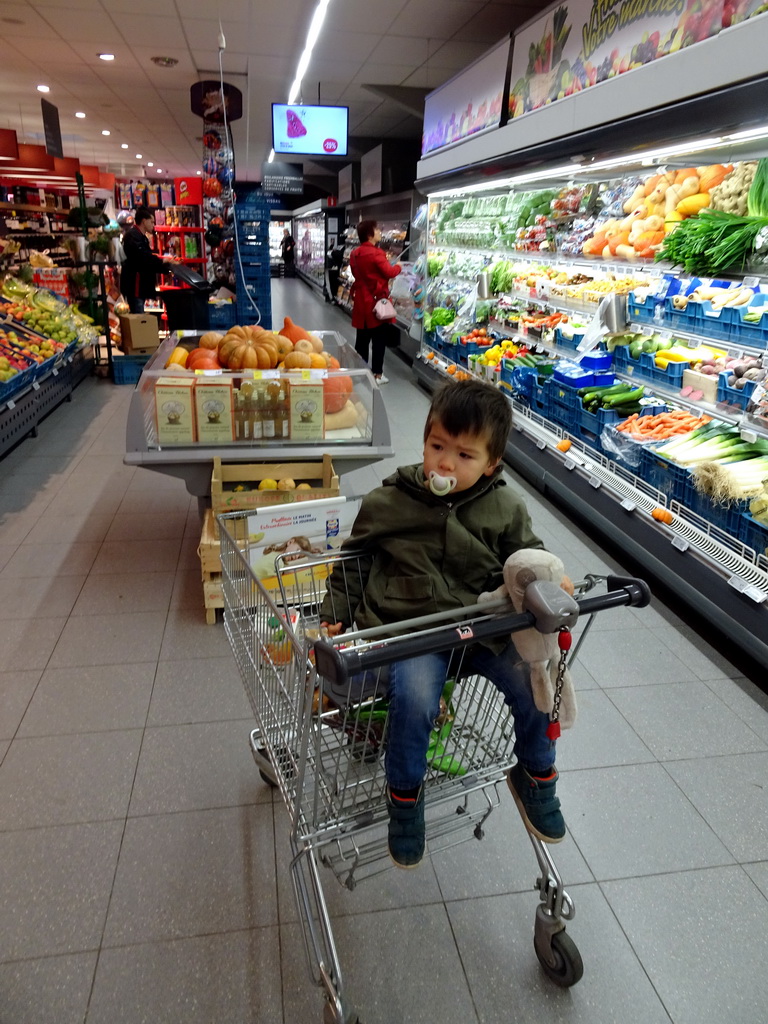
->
[1,278,768,1024]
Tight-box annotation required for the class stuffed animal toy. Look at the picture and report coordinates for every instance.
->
[480,548,577,729]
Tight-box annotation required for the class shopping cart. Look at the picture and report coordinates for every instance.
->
[218,509,651,1024]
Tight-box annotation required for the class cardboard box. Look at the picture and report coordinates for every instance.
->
[155,376,196,444]
[211,455,339,513]
[120,314,160,354]
[195,378,235,444]
[289,381,325,441]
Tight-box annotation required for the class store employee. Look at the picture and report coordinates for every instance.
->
[120,206,178,313]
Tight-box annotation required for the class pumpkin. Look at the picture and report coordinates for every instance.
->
[283,350,312,369]
[187,347,221,370]
[272,333,293,358]
[199,331,223,350]
[307,332,324,353]
[309,352,327,369]
[281,316,312,343]
[324,374,353,413]
[294,338,314,355]
[326,356,341,370]
[223,340,274,371]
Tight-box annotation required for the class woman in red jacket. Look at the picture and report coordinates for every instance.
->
[350,220,401,384]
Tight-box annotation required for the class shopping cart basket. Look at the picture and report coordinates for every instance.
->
[218,509,651,1024]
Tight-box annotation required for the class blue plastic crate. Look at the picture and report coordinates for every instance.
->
[731,299,768,345]
[580,350,612,372]
[639,448,689,504]
[531,379,549,416]
[553,327,585,353]
[639,352,686,389]
[681,477,749,534]
[627,292,658,325]
[739,513,768,557]
[716,371,757,411]
[0,356,36,404]
[694,301,734,344]
[208,304,237,330]
[663,296,699,333]
[112,354,150,385]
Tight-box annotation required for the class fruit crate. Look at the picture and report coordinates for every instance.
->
[578,401,668,453]
[662,296,699,333]
[639,448,689,504]
[681,477,749,535]
[739,513,768,557]
[112,353,151,385]
[694,302,735,344]
[211,455,339,513]
[731,296,768,345]
[0,357,37,405]
[612,346,686,389]
[553,327,585,353]
[627,291,659,326]
[716,371,758,411]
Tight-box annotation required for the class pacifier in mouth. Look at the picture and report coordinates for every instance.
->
[427,471,457,496]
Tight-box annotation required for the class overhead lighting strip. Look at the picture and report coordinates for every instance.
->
[268,0,332,163]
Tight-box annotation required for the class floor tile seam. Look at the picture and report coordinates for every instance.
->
[14,715,257,739]
[86,920,283,957]
[124,797,270,821]
[700,677,768,739]
[0,946,101,967]
[442,899,483,1024]
[139,716,257,734]
[593,878,677,1024]
[270,799,290,1024]
[9,724,147,742]
[0,814,130,837]
[599,686,705,762]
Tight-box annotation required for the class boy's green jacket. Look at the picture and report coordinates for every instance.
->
[320,463,543,642]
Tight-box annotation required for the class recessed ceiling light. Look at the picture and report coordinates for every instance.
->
[136,153,142,159]
[98,53,115,61]
[120,143,128,149]
[151,56,178,67]
[147,162,154,167]
[75,111,86,118]
[196,170,202,175]
[37,85,50,93]
[102,129,111,136]
[156,168,162,173]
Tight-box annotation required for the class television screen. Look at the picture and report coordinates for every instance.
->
[272,104,349,157]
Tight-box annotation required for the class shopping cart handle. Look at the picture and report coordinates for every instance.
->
[313,575,652,687]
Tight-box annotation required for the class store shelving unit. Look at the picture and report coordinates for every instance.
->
[293,199,344,298]
[414,24,768,677]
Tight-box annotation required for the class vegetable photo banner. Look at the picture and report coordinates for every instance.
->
[508,0,725,120]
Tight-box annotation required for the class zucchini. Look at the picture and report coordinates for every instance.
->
[602,386,645,407]
[607,402,643,416]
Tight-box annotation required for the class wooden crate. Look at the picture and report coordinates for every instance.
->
[202,570,223,625]
[211,454,339,514]
[682,367,718,404]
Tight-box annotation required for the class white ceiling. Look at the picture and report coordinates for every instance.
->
[0,0,545,187]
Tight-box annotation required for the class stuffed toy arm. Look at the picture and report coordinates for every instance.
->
[480,548,577,729]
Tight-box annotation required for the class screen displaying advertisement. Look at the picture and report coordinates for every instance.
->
[421,37,511,157]
[508,0,724,120]
[272,104,349,157]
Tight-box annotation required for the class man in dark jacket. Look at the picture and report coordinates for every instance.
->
[120,206,178,313]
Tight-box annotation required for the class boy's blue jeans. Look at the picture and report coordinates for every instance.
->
[385,641,555,791]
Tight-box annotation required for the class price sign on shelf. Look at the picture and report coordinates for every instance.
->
[743,276,760,289]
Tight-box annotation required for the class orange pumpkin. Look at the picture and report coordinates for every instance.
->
[308,352,327,369]
[187,347,221,369]
[198,331,223,350]
[283,351,312,370]
[326,356,341,370]
[324,374,353,413]
[281,316,312,343]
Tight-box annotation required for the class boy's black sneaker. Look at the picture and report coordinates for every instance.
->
[386,785,425,868]
[507,763,565,843]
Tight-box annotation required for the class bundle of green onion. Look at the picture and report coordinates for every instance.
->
[656,159,768,275]
[655,422,768,502]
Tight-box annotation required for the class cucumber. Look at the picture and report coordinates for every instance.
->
[607,402,643,416]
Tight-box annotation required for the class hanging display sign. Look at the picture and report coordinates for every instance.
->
[508,0,724,120]
[174,176,203,205]
[261,161,304,194]
[40,98,63,158]
[421,37,511,156]
[189,81,243,123]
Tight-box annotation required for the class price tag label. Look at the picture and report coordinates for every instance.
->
[620,498,636,512]
[565,458,577,471]
[727,348,742,359]
[743,276,760,288]
[659,331,672,342]
[6,399,15,410]
[687,337,700,348]
[589,475,601,489]
[194,368,222,375]
[536,439,547,450]
[52,367,58,376]
[642,326,654,336]
[671,535,689,552]
[32,381,40,391]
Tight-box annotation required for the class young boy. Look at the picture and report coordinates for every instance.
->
[321,379,571,869]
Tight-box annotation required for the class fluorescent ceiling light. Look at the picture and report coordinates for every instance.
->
[75,111,86,118]
[300,207,322,215]
[37,85,49,93]
[98,53,115,61]
[147,161,154,167]
[268,149,275,163]
[196,169,202,175]
[287,0,332,105]
[726,125,768,141]
[156,168,162,172]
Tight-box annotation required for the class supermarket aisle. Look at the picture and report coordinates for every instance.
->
[0,278,766,1024]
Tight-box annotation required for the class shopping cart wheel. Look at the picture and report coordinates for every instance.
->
[254,747,278,787]
[534,928,584,988]
[322,1002,361,1024]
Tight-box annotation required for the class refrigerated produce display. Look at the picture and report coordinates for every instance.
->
[293,200,343,296]
[415,52,768,674]
[336,191,426,349]
[268,217,292,276]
